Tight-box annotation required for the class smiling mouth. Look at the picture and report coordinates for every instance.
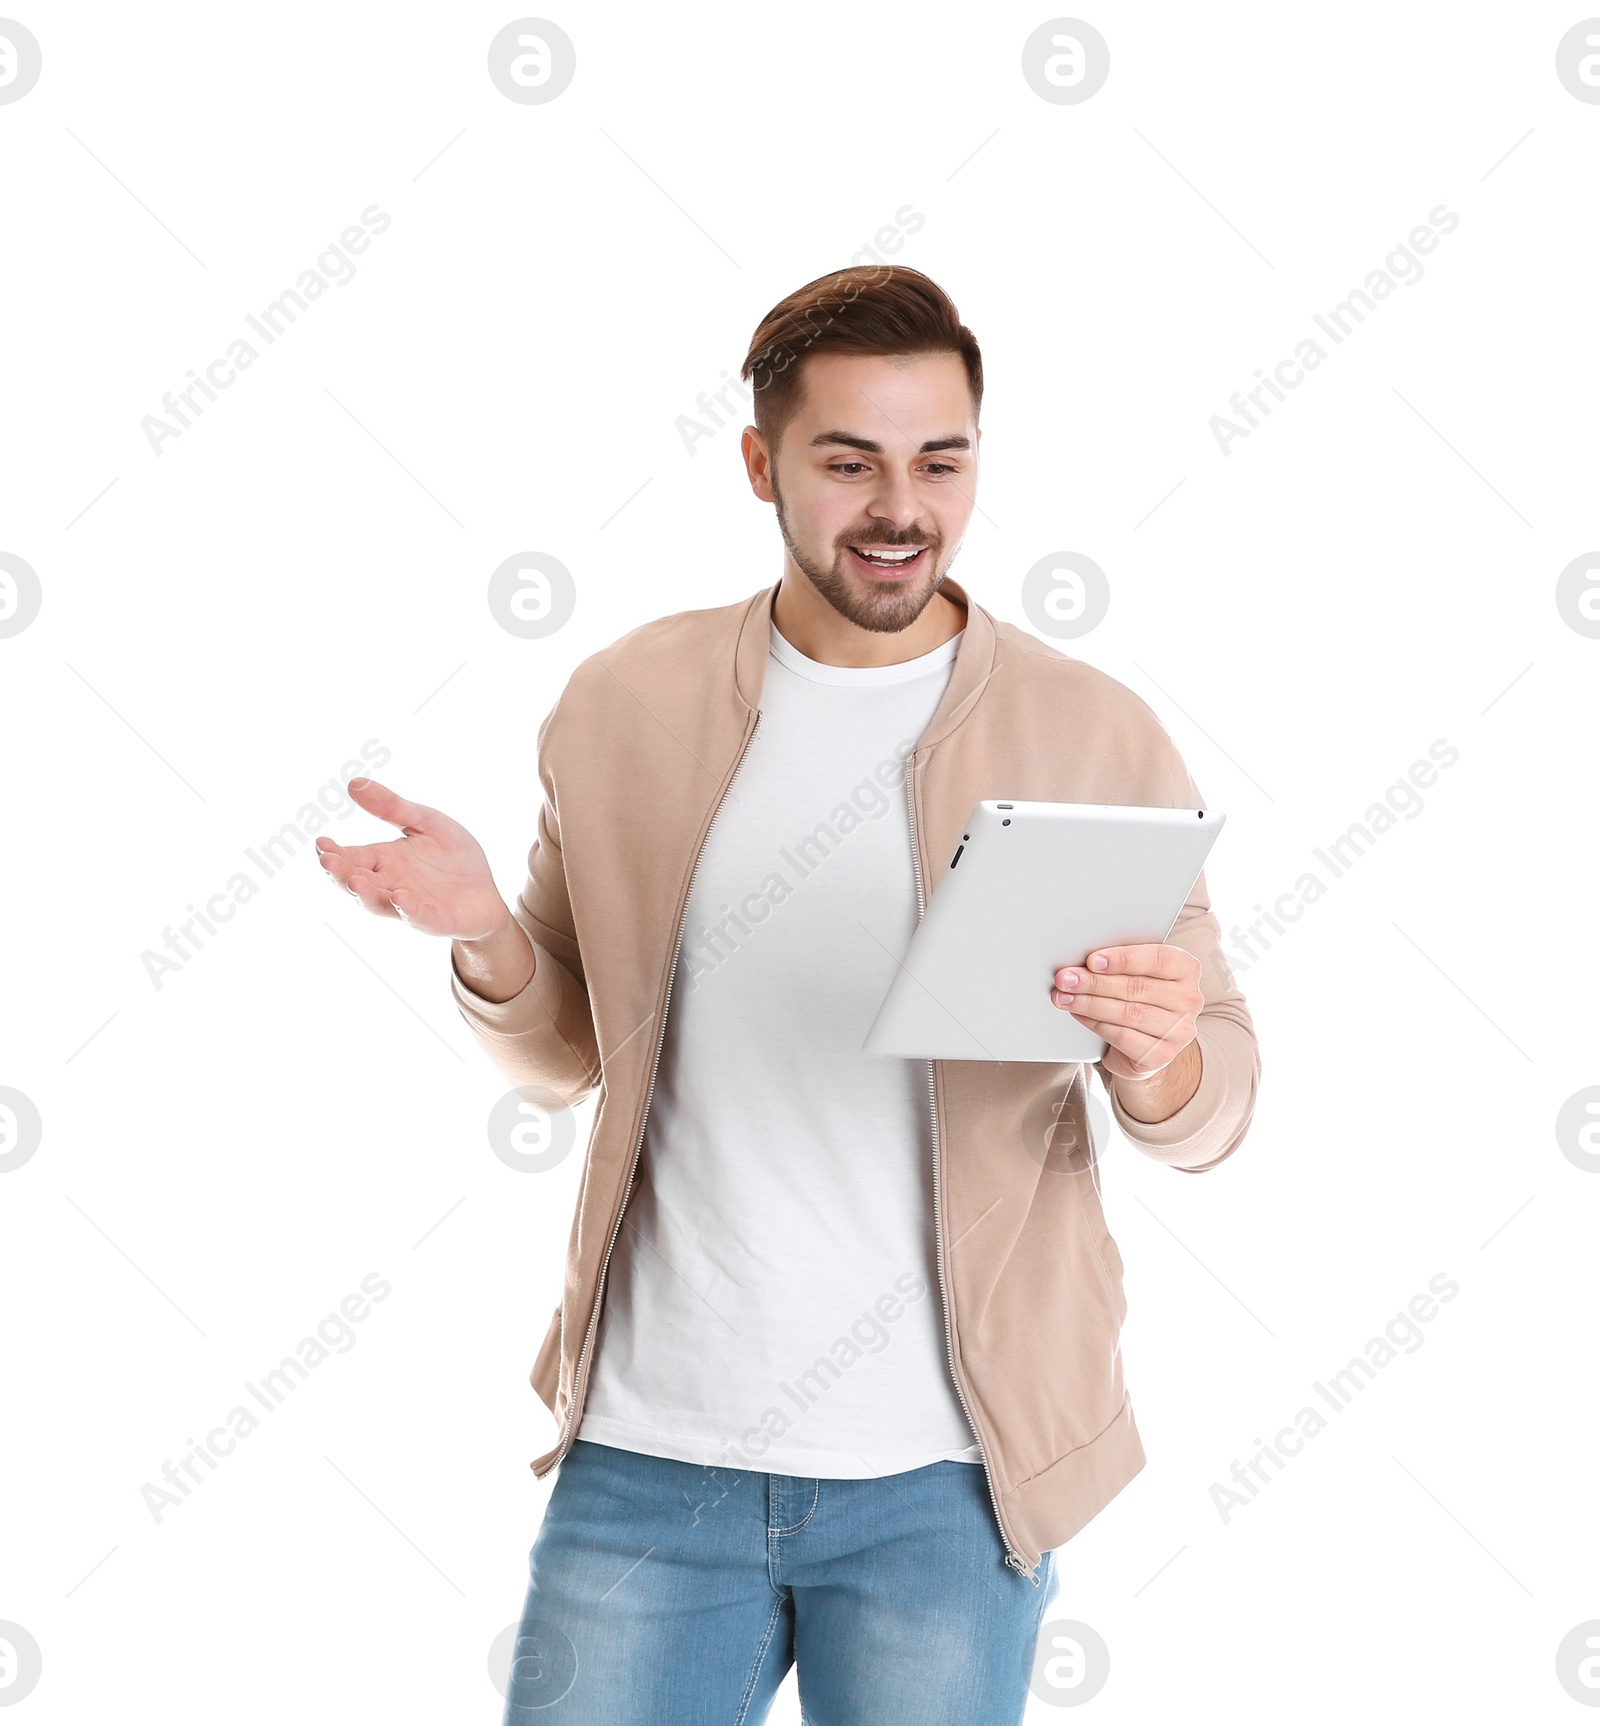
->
[847,544,930,576]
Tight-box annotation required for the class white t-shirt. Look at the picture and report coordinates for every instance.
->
[577,618,984,1477]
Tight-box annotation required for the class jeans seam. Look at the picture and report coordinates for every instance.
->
[767,1475,820,1537]
[732,1589,789,1726]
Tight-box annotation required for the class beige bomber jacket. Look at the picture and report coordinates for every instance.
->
[449,574,1261,1583]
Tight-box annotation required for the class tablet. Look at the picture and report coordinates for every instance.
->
[861,799,1225,1063]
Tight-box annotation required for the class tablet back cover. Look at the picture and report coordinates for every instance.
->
[861,800,1224,1063]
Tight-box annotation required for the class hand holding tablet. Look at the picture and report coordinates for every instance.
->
[862,799,1225,1064]
[1050,940,1205,1085]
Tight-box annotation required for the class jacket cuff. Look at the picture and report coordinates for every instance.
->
[1103,1031,1245,1173]
[449,933,566,1040]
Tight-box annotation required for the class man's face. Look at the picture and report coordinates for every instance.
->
[743,350,979,634]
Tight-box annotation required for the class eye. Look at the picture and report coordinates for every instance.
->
[923,462,958,476]
[829,462,869,476]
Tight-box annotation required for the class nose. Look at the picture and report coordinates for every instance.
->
[860,468,927,536]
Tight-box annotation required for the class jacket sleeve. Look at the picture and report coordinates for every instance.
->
[1094,745,1261,1175]
[448,695,602,1107]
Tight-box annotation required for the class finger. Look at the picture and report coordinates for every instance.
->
[1052,986,1187,1035]
[1052,966,1194,1010]
[386,885,425,925]
[344,866,403,920]
[317,845,352,886]
[317,836,395,878]
[1081,943,1193,981]
[346,776,438,836]
[1071,1008,1172,1069]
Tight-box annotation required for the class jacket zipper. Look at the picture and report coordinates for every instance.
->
[547,707,763,1472]
[908,756,1041,1587]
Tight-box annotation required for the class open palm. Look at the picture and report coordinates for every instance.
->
[316,777,509,941]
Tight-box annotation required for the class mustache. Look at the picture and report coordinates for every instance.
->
[840,532,938,548]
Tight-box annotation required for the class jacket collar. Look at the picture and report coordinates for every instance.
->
[732,573,999,753]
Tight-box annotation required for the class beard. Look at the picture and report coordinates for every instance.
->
[771,469,959,635]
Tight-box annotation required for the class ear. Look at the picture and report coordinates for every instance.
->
[742,425,775,503]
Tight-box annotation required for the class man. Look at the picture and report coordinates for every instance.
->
[317,265,1260,1725]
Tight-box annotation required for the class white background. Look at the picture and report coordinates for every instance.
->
[2,2,1597,1720]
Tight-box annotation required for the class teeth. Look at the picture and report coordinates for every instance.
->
[855,547,920,563]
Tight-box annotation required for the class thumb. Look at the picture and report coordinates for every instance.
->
[348,776,434,835]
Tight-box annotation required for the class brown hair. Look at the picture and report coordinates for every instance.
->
[739,265,983,453]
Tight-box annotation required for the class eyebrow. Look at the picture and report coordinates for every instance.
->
[808,431,971,454]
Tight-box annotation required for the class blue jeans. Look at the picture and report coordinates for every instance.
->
[501,1438,1060,1724]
